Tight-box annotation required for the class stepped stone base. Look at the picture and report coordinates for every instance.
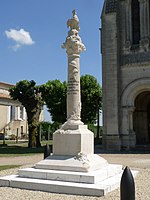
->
[0,165,138,196]
[0,163,134,197]
[35,154,108,172]
[19,164,122,184]
[0,124,138,196]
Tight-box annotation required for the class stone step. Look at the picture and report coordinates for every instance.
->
[18,164,122,184]
[0,170,138,197]
[131,145,150,152]
[0,172,122,196]
[34,154,108,172]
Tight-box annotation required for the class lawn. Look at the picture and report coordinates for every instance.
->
[0,165,21,171]
[0,140,52,157]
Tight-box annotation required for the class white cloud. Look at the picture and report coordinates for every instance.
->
[5,28,35,50]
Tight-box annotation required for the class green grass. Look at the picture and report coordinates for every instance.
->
[0,165,21,171]
[0,140,53,157]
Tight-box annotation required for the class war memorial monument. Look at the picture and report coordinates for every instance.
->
[0,10,125,197]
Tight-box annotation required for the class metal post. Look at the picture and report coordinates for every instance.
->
[44,144,50,159]
[48,125,50,141]
[16,128,19,143]
[3,128,5,145]
[120,166,135,200]
[49,144,53,154]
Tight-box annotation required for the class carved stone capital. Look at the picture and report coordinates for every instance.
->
[122,106,135,113]
[62,30,86,56]
[123,40,131,54]
[125,0,132,5]
[128,106,136,113]
[140,38,149,52]
[138,0,146,3]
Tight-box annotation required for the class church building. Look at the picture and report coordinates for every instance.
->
[101,0,150,150]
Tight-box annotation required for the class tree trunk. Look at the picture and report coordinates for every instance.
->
[36,124,41,148]
[28,119,41,148]
[28,125,36,148]
[27,107,42,148]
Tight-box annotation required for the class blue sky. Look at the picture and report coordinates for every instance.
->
[0,1,104,87]
[0,1,104,121]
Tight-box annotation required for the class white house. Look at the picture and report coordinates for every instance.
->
[0,81,43,139]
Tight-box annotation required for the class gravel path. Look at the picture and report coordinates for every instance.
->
[0,153,150,200]
[0,154,43,166]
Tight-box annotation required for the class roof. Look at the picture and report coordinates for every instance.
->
[0,82,14,100]
[0,82,14,89]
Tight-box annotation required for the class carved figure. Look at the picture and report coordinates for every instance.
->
[67,10,80,31]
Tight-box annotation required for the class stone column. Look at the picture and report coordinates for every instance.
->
[121,106,136,149]
[67,54,81,121]
[128,106,136,147]
[128,107,135,132]
[124,0,132,53]
[139,0,149,51]
[62,10,86,126]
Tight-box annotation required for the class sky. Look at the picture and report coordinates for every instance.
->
[0,1,104,121]
[0,0,104,85]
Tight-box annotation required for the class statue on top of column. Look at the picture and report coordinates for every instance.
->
[67,10,80,31]
[62,10,86,56]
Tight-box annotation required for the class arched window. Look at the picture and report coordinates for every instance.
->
[132,0,140,45]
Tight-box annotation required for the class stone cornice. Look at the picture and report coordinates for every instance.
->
[121,51,150,66]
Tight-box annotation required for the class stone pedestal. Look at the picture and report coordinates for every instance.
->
[53,125,94,156]
[35,124,109,173]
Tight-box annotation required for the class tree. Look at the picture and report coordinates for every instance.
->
[9,80,43,148]
[39,121,60,140]
[80,74,102,124]
[40,80,67,123]
[41,75,102,127]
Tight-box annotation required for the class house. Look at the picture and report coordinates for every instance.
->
[0,81,43,139]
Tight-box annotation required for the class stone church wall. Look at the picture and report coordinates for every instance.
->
[101,0,150,150]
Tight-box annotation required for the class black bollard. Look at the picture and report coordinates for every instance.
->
[120,166,135,200]
[49,144,53,154]
[44,144,50,159]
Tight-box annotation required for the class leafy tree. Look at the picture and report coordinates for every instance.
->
[41,75,102,126]
[39,121,61,140]
[9,80,43,148]
[40,80,67,123]
[81,74,102,124]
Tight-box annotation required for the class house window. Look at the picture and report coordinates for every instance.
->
[20,107,24,119]
[131,0,140,45]
[10,106,13,120]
